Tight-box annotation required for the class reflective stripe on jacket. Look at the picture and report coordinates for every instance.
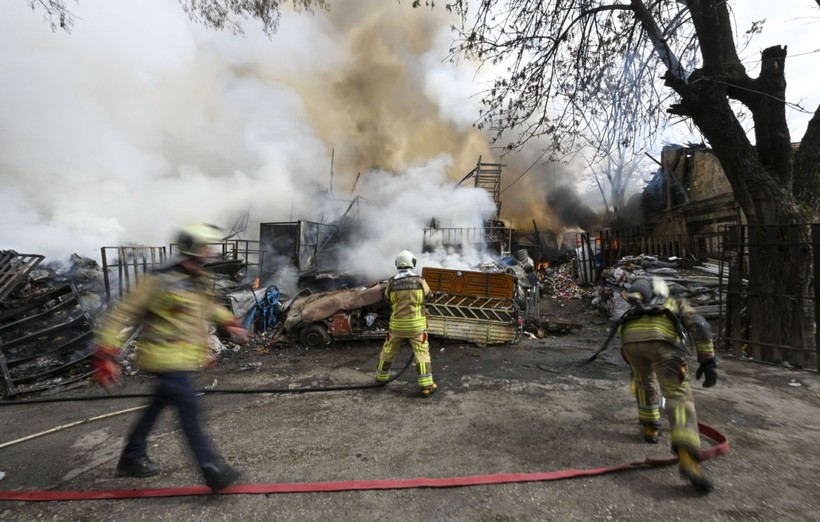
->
[385,270,430,333]
[97,265,236,372]
[620,297,715,359]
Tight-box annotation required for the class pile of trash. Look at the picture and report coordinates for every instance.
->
[537,261,592,300]
[591,254,726,321]
[0,252,257,397]
[0,253,105,397]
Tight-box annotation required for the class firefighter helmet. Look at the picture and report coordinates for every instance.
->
[623,278,652,305]
[176,223,223,256]
[650,277,670,301]
[395,250,417,269]
[624,277,669,306]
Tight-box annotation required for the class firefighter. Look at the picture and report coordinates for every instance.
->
[93,223,250,492]
[618,277,718,493]
[375,250,437,397]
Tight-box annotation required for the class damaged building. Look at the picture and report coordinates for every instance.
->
[583,144,818,369]
[643,144,744,257]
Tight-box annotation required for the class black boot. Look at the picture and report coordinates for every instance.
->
[678,448,714,493]
[642,425,660,444]
[202,460,242,492]
[419,383,438,398]
[116,455,162,478]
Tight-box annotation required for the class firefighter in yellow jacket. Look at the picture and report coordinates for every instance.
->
[375,250,437,397]
[619,277,718,492]
[93,223,249,492]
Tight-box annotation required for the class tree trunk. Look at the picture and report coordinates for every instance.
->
[794,106,820,218]
[677,49,810,363]
[611,185,626,215]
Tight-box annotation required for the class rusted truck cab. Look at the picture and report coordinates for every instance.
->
[283,282,390,349]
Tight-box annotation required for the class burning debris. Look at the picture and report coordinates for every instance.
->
[0,247,266,397]
[0,152,607,397]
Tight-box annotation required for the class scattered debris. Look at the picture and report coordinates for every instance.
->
[0,251,255,397]
[536,318,584,335]
[0,254,103,398]
[0,251,45,303]
[280,282,390,349]
[538,260,591,300]
[592,254,727,321]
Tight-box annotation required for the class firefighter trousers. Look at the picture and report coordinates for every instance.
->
[621,340,701,453]
[122,371,216,468]
[375,330,434,389]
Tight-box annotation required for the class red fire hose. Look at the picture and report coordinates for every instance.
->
[0,423,728,501]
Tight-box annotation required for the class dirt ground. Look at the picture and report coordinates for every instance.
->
[1,295,820,521]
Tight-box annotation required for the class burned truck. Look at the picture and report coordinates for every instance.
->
[280,282,390,349]
[279,261,535,349]
[422,267,521,345]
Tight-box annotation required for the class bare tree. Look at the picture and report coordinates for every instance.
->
[446,0,820,359]
[583,144,645,220]
[575,59,657,220]
[27,0,328,36]
[26,0,76,31]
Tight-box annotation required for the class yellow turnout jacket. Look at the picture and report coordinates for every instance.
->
[385,269,430,334]
[96,264,236,372]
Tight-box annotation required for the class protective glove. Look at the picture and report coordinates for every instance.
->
[224,320,251,342]
[91,344,121,391]
[93,358,121,391]
[695,358,718,388]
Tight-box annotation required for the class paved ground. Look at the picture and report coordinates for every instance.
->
[2,297,820,521]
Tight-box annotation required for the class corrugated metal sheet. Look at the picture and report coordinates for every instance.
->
[427,315,518,345]
[425,292,519,345]
[422,267,515,299]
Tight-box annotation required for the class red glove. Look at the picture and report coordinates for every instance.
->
[224,320,251,342]
[92,345,121,391]
[93,358,121,391]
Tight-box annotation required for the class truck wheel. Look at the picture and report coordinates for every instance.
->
[299,324,330,349]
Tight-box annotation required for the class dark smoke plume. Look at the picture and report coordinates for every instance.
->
[546,185,602,231]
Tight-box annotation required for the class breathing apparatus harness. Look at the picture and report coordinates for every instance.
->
[585,279,689,363]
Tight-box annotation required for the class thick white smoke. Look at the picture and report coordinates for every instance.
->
[340,155,497,280]
[0,0,496,272]
[4,1,812,273]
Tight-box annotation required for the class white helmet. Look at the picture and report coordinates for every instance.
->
[176,223,224,256]
[623,276,669,307]
[651,277,670,301]
[395,250,416,269]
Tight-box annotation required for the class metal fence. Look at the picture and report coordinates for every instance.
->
[101,240,261,301]
[575,229,690,284]
[577,224,818,370]
[100,246,168,300]
[719,224,818,369]
[423,224,513,258]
